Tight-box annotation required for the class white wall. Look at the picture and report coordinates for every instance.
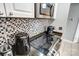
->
[50,3,79,42]
[64,3,79,42]
[74,22,79,42]
[50,3,70,38]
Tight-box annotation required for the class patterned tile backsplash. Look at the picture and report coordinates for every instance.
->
[0,17,53,55]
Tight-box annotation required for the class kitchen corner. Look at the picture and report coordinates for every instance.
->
[0,3,64,56]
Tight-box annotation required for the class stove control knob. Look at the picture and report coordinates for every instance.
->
[51,53,54,56]
[53,51,55,53]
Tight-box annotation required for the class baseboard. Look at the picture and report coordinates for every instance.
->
[61,37,75,43]
[73,39,79,43]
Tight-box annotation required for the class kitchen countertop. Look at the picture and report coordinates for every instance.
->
[29,31,62,56]
[10,31,62,56]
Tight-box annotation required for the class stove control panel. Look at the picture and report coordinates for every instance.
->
[47,49,58,56]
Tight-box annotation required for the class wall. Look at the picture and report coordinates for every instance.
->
[74,22,79,42]
[64,3,79,42]
[0,18,52,55]
[50,3,70,40]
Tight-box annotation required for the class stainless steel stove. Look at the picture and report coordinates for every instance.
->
[30,34,61,56]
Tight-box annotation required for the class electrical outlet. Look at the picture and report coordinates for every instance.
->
[59,27,62,30]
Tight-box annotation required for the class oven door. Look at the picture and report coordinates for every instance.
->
[47,38,61,56]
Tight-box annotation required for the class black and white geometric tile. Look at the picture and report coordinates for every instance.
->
[0,17,52,56]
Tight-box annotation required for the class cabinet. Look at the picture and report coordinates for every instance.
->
[5,3,34,18]
[0,3,6,17]
[0,3,56,18]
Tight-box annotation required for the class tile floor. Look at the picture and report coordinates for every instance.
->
[59,40,79,56]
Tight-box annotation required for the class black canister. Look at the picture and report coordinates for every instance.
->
[46,26,54,44]
[12,32,30,56]
[47,26,54,35]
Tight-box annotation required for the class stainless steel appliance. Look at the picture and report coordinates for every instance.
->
[47,35,61,56]
[30,32,61,56]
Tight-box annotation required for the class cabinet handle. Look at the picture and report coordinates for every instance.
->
[9,12,13,16]
[0,11,3,15]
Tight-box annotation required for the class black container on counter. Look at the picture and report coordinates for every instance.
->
[12,32,30,56]
[46,26,55,44]
[46,26,54,35]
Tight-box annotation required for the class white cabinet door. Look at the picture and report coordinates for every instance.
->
[5,3,34,18]
[0,3,6,17]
